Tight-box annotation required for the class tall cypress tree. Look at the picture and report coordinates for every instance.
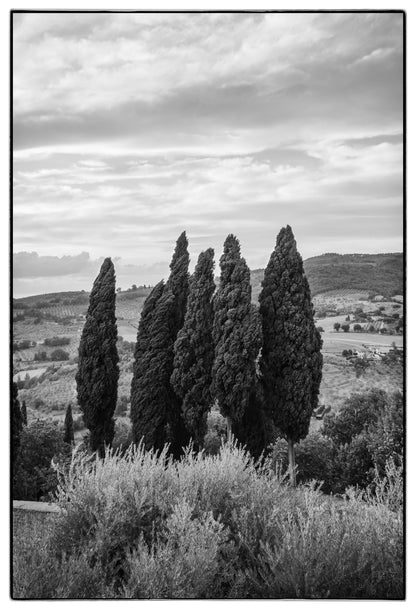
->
[171,248,215,449]
[259,226,323,484]
[76,258,119,457]
[64,403,75,445]
[130,280,174,451]
[164,231,191,458]
[212,235,262,437]
[12,382,23,465]
[21,400,27,426]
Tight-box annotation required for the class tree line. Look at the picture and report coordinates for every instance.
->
[70,226,323,480]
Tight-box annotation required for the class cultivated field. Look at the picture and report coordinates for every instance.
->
[13,284,403,423]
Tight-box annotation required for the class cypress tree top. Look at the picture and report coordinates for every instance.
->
[166,231,190,333]
[259,225,323,444]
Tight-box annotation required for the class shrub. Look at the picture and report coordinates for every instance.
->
[13,443,403,599]
[322,389,389,446]
[13,420,72,501]
[203,409,227,455]
[50,348,70,361]
[44,336,71,347]
[269,433,335,493]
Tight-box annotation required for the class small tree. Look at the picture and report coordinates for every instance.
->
[76,258,119,457]
[63,404,75,445]
[353,324,362,332]
[341,324,350,333]
[334,322,341,332]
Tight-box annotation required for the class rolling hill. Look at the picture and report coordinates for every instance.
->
[14,252,403,314]
[250,252,403,301]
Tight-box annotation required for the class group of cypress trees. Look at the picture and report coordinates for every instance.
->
[72,224,322,479]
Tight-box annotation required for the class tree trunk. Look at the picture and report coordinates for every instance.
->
[288,438,296,487]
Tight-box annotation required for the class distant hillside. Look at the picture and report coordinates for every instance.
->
[14,253,403,311]
[303,253,403,297]
[250,253,403,301]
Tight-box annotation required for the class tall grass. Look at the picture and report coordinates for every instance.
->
[13,441,403,599]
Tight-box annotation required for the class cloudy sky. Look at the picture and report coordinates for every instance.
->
[13,11,403,297]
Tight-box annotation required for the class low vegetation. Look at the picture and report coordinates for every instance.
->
[12,442,403,599]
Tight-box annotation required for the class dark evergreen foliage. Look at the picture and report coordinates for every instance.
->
[130,281,174,451]
[63,404,75,445]
[21,400,27,426]
[163,232,192,458]
[233,387,275,459]
[165,231,190,332]
[171,248,216,448]
[131,232,192,458]
[259,226,323,449]
[212,235,262,434]
[12,382,23,464]
[76,258,119,457]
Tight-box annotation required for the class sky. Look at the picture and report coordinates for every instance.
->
[12,11,404,297]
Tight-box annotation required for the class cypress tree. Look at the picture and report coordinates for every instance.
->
[130,280,174,451]
[21,400,27,426]
[63,403,75,445]
[259,226,323,485]
[76,258,119,457]
[12,382,23,465]
[130,232,192,458]
[212,235,262,437]
[171,248,215,449]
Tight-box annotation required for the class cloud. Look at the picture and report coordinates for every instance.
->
[13,251,96,278]
[12,12,403,296]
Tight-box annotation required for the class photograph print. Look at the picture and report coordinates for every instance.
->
[12,10,404,600]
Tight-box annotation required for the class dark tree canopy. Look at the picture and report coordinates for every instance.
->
[12,383,23,464]
[64,403,75,445]
[76,258,119,456]
[171,248,216,448]
[259,226,323,445]
[212,235,262,431]
[131,281,174,451]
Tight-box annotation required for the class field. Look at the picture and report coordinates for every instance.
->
[318,353,402,411]
[13,279,403,425]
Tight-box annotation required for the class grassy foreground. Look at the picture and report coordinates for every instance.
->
[13,442,403,599]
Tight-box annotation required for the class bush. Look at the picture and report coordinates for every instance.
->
[13,420,72,501]
[44,337,71,347]
[13,443,403,599]
[50,349,70,361]
[322,391,403,493]
[269,433,335,493]
[322,389,389,446]
[203,409,227,455]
